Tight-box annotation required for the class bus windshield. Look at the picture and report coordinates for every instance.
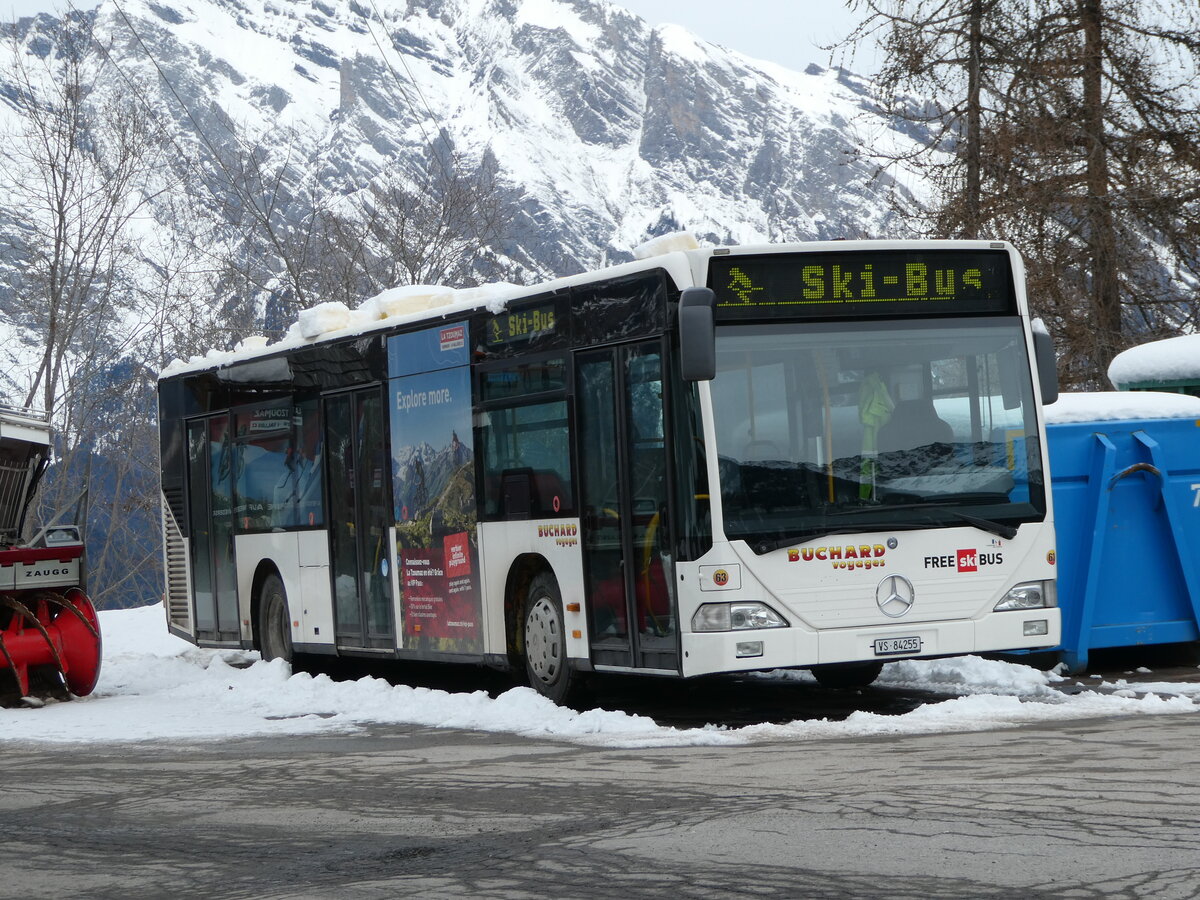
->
[711,318,1047,552]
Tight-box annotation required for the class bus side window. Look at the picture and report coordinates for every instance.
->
[293,399,325,527]
[232,401,325,531]
[478,358,572,520]
[479,401,572,519]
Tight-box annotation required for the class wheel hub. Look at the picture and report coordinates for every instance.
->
[526,596,562,685]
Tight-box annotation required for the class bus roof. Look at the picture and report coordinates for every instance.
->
[158,248,697,382]
[158,236,1018,382]
[0,404,51,448]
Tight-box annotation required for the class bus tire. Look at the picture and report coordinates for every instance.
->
[258,573,293,664]
[810,661,883,689]
[523,572,581,706]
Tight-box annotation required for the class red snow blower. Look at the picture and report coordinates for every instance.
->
[0,405,101,706]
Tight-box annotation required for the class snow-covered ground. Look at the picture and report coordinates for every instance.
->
[2,603,1197,748]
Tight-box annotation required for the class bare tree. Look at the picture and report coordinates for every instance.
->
[349,142,515,290]
[973,0,1200,383]
[1,12,169,415]
[0,12,172,605]
[216,136,522,318]
[844,0,1016,237]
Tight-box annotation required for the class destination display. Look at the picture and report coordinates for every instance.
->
[486,305,557,346]
[708,249,1015,320]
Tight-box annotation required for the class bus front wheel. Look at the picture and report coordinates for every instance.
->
[523,572,581,706]
[258,573,293,664]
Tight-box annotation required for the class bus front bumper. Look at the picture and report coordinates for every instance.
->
[679,609,1061,678]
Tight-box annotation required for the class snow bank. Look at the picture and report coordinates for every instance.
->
[1044,391,1200,424]
[632,230,700,260]
[1,604,1197,748]
[234,336,269,353]
[1109,334,1200,388]
[358,284,457,320]
[294,301,351,340]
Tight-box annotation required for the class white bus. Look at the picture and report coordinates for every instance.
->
[158,238,1061,703]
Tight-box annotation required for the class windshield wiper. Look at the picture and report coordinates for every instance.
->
[802,496,1019,541]
[819,492,1006,516]
[879,492,1012,508]
[875,497,1019,539]
[945,511,1018,540]
[744,494,1022,554]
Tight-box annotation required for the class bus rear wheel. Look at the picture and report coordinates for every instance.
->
[258,573,293,664]
[523,572,581,706]
[810,661,883,689]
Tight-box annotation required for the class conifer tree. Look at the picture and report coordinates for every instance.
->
[846,0,1200,386]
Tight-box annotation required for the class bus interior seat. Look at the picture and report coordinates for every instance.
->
[741,439,782,461]
[878,399,954,453]
[498,467,567,519]
[499,468,533,518]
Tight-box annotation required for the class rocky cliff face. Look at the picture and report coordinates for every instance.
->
[0,0,934,409]
[0,0,931,605]
[3,0,921,289]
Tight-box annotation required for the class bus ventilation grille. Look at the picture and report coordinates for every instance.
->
[161,494,192,629]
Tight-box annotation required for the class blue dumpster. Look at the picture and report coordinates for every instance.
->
[1045,398,1200,672]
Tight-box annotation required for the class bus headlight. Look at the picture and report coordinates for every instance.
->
[994,580,1057,611]
[691,602,789,632]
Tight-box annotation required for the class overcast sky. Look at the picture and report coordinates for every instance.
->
[4,0,68,18]
[3,0,880,76]
[616,0,874,73]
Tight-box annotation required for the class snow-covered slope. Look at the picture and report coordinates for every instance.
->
[3,0,920,286]
[0,1,929,602]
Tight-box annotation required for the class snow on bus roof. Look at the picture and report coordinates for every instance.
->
[1108,333,1200,388]
[1044,391,1200,424]
[160,237,1017,382]
[158,282,521,379]
[632,230,700,259]
[158,250,701,381]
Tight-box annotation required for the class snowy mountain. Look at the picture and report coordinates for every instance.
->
[2,0,921,307]
[0,0,929,605]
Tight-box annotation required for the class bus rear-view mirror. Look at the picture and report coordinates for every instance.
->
[680,287,716,381]
[1033,325,1059,404]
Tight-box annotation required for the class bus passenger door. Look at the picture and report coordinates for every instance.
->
[186,415,239,643]
[324,388,394,650]
[576,343,678,672]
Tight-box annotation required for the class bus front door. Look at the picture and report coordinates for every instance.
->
[576,343,679,672]
[324,388,395,651]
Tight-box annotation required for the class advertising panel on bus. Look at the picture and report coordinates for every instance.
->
[387,325,482,653]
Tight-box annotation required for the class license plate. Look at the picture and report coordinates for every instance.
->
[874,636,922,656]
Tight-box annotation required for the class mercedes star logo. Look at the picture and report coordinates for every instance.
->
[876,574,915,618]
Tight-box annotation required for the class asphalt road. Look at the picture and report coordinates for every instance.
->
[5,706,1200,899]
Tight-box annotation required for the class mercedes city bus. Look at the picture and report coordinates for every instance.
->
[158,238,1061,703]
